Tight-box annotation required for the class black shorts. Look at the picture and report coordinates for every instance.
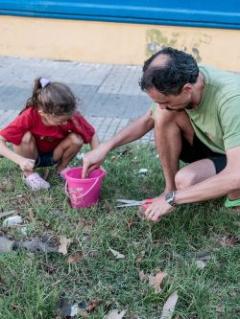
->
[180,135,227,174]
[35,152,58,168]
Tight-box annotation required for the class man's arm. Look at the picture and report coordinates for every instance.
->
[82,109,154,177]
[144,146,240,221]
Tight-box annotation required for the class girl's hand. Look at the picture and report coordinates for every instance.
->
[19,158,35,172]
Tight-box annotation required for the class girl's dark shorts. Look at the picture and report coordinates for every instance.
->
[35,152,58,168]
[180,134,227,174]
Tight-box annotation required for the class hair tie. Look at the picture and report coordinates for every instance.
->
[40,78,50,88]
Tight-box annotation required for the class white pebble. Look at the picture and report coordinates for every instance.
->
[3,215,23,227]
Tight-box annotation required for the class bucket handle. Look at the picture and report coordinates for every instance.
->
[64,176,101,200]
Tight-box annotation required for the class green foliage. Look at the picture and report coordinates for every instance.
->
[0,145,240,318]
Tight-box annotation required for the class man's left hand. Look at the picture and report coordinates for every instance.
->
[143,196,175,222]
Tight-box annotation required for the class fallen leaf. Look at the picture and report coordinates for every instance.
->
[136,251,145,265]
[67,251,83,264]
[27,208,35,222]
[139,270,148,282]
[160,291,178,319]
[127,219,135,229]
[104,309,127,319]
[148,271,167,293]
[218,235,240,247]
[42,262,57,274]
[109,248,125,259]
[87,299,101,312]
[58,236,72,255]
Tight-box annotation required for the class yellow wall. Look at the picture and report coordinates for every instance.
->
[0,15,240,71]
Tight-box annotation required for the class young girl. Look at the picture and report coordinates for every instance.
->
[0,78,99,191]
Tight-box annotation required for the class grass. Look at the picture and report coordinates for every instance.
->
[0,144,240,318]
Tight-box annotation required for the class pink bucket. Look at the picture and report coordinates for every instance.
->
[65,167,106,208]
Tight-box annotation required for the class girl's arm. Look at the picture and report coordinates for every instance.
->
[90,133,99,150]
[0,137,35,172]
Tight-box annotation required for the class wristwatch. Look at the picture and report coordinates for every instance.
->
[165,191,176,207]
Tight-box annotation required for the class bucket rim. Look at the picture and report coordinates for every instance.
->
[65,166,106,181]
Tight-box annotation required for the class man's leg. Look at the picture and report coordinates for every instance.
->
[175,159,240,207]
[154,108,194,193]
[174,159,217,190]
[53,133,83,173]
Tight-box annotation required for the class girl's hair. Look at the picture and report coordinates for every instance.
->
[25,78,76,115]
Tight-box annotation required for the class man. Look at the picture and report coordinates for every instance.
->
[82,47,240,222]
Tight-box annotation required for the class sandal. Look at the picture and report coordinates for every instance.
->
[224,197,240,208]
[23,172,50,191]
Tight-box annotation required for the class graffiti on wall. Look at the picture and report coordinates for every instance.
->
[146,29,212,63]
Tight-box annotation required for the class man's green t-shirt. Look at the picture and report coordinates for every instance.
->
[186,66,240,154]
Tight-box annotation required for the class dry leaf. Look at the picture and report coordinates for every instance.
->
[218,235,240,247]
[104,309,126,319]
[87,299,101,312]
[127,219,134,229]
[139,270,148,282]
[148,271,167,293]
[58,236,72,255]
[109,248,125,259]
[160,291,178,319]
[28,208,35,222]
[67,251,83,264]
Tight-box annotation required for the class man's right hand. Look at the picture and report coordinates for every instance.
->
[82,143,110,178]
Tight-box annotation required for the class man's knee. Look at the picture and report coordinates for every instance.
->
[68,133,83,147]
[175,169,197,190]
[153,108,178,128]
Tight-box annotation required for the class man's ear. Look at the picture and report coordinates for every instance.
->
[181,83,193,94]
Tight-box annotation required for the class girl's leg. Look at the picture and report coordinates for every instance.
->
[13,132,50,190]
[53,133,83,173]
[13,132,38,176]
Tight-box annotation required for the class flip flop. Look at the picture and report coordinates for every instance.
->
[224,197,240,208]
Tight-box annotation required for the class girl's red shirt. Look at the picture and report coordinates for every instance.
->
[0,107,95,153]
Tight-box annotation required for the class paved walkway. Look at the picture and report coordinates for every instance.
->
[0,56,154,142]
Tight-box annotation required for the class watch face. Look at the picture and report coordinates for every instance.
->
[166,192,173,201]
[165,191,176,206]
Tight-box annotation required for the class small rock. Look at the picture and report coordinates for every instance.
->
[138,168,148,176]
[2,215,23,227]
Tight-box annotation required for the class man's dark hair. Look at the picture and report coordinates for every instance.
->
[140,47,199,95]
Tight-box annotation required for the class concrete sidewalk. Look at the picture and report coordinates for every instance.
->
[0,56,154,142]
